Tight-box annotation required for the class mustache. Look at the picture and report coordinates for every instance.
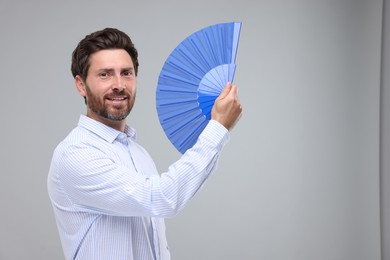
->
[105,89,131,99]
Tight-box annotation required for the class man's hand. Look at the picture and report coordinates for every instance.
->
[211,82,243,131]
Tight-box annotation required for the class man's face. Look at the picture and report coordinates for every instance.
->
[81,49,136,124]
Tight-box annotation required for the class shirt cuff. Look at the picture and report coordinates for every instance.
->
[199,120,230,151]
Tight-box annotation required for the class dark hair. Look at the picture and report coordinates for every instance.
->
[71,28,139,81]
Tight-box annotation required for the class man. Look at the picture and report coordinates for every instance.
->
[48,27,242,260]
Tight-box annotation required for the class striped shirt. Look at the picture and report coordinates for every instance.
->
[47,115,229,260]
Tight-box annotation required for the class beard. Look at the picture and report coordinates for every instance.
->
[85,85,135,121]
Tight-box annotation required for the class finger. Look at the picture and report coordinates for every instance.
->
[228,84,238,98]
[217,82,232,99]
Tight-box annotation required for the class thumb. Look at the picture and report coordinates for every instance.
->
[217,82,233,100]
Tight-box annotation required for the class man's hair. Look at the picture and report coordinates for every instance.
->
[71,28,139,81]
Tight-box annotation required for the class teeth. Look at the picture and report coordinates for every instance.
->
[110,97,125,101]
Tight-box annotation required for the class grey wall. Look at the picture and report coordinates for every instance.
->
[0,0,383,259]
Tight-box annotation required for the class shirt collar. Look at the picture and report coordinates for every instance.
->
[78,115,137,143]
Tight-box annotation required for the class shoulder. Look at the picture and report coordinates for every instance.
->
[53,126,107,159]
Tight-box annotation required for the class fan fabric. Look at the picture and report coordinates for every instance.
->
[156,22,242,153]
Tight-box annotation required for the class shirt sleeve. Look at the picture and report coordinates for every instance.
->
[154,120,229,217]
[55,120,229,217]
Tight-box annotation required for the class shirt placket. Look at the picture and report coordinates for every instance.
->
[119,134,159,260]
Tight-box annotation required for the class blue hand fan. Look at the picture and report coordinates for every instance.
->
[156,22,242,154]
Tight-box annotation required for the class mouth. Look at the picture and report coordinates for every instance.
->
[107,97,127,101]
[106,96,128,106]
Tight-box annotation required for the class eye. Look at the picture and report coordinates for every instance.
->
[122,70,135,78]
[99,71,111,79]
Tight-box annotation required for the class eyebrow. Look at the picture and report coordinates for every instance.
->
[97,67,134,73]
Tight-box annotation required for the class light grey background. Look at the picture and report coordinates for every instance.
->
[0,0,384,259]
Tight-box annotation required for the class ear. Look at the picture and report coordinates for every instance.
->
[75,75,87,97]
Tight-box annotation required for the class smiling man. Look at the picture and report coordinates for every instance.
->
[75,48,136,130]
[47,28,242,260]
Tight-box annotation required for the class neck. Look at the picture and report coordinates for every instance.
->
[86,111,126,132]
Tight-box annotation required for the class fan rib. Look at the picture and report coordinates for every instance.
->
[231,23,241,62]
[177,48,207,75]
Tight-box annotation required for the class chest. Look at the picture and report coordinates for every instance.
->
[106,140,158,177]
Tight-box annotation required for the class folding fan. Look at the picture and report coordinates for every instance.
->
[156,22,242,154]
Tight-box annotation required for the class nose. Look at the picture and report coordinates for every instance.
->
[112,75,125,91]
